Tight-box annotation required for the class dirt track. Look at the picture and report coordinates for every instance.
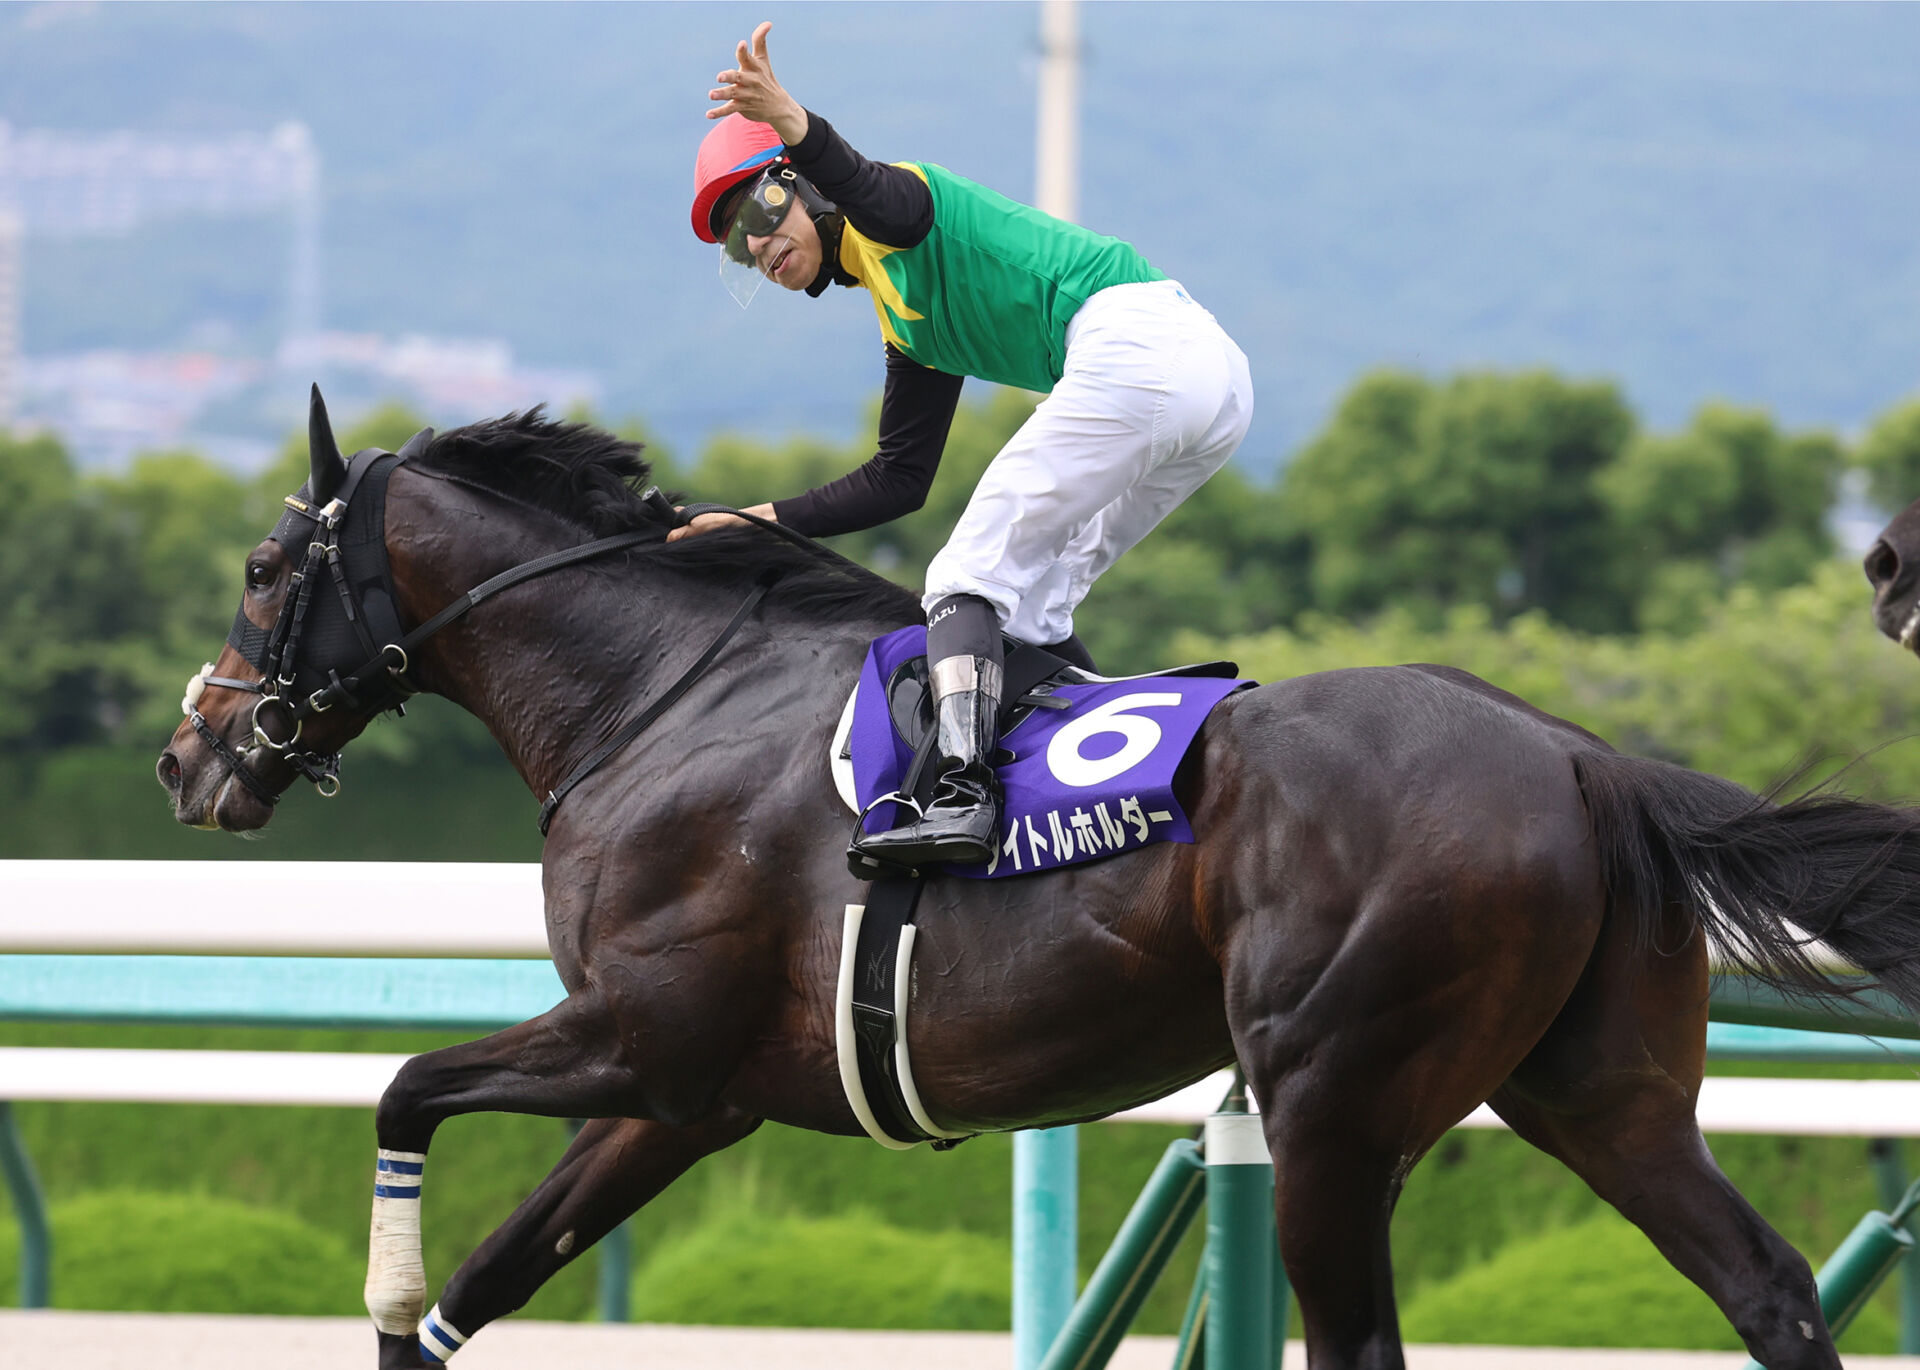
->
[5,1313,1918,1370]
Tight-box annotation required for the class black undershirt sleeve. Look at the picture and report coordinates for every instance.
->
[773,345,964,539]
[785,110,934,248]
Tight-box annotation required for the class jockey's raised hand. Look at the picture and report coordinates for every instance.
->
[707,21,808,145]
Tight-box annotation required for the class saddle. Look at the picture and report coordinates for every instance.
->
[835,635,1250,1149]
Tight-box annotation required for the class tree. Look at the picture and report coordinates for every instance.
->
[0,432,152,751]
[1599,404,1839,632]
[1855,397,1920,517]
[1190,560,1920,801]
[1280,369,1637,631]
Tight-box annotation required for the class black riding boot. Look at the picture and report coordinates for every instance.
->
[851,595,1005,873]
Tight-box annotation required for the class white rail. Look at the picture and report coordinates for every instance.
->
[0,861,1856,969]
[0,860,547,956]
[0,861,1901,1137]
[0,1050,1915,1137]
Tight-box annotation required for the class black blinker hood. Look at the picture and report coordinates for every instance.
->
[227,427,433,705]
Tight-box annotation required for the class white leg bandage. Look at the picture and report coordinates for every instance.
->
[418,1303,469,1363]
[365,1148,428,1335]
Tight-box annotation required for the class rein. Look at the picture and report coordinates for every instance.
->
[191,464,816,832]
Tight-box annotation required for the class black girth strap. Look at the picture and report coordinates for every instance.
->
[537,576,774,835]
[849,874,940,1146]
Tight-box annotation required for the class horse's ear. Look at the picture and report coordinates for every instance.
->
[308,383,347,503]
[395,427,435,460]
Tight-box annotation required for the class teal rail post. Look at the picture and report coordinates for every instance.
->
[1743,1176,1920,1370]
[1170,1261,1209,1370]
[1037,1139,1207,1370]
[0,1101,51,1308]
[1271,1196,1292,1366]
[597,1217,631,1322]
[566,1121,632,1322]
[1016,1126,1080,1370]
[1205,1103,1277,1370]
[1870,1139,1920,1355]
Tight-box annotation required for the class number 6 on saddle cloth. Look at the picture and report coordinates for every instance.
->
[843,624,1250,881]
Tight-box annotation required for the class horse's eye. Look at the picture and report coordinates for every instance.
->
[247,563,275,591]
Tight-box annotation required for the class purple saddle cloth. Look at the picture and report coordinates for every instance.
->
[848,625,1253,879]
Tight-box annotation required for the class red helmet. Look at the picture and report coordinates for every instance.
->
[691,115,787,244]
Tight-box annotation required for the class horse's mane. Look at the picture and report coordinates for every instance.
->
[418,408,923,627]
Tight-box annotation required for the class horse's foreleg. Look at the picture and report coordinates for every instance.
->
[365,989,713,1365]
[375,1112,759,1369]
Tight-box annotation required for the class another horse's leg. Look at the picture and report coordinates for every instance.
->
[365,989,746,1366]
[375,1113,758,1369]
[1489,919,1838,1370]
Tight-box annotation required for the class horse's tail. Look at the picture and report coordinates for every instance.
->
[1572,747,1920,1016]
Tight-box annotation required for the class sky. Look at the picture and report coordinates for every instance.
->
[0,2,1914,473]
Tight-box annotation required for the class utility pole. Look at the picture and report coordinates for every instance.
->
[1035,0,1080,223]
[0,209,19,429]
[1015,12,1084,1362]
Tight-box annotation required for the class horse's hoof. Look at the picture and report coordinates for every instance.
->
[375,1329,427,1369]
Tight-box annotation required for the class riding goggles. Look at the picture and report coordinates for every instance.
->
[719,168,800,308]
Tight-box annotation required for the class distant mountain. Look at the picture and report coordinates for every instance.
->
[1,2,1915,472]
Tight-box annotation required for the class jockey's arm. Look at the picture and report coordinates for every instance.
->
[671,348,961,544]
[785,111,934,248]
[771,345,964,538]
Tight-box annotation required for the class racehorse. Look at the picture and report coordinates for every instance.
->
[1868,498,1920,657]
[160,395,1920,1370]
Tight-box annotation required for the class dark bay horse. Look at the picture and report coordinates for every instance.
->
[161,402,1920,1370]
[1868,499,1920,655]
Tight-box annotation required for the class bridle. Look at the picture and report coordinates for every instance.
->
[183,403,809,832]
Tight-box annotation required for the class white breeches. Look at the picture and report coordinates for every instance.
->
[922,278,1254,647]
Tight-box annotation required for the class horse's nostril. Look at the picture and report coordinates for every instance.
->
[157,751,183,794]
[1865,541,1900,590]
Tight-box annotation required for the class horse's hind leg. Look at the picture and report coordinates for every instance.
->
[1229,873,1603,1369]
[377,1112,758,1369]
[1490,923,1838,1369]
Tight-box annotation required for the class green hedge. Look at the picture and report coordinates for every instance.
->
[631,1203,1009,1330]
[1401,1211,1899,1353]
[0,1190,363,1314]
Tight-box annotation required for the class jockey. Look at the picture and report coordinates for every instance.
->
[677,22,1254,874]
